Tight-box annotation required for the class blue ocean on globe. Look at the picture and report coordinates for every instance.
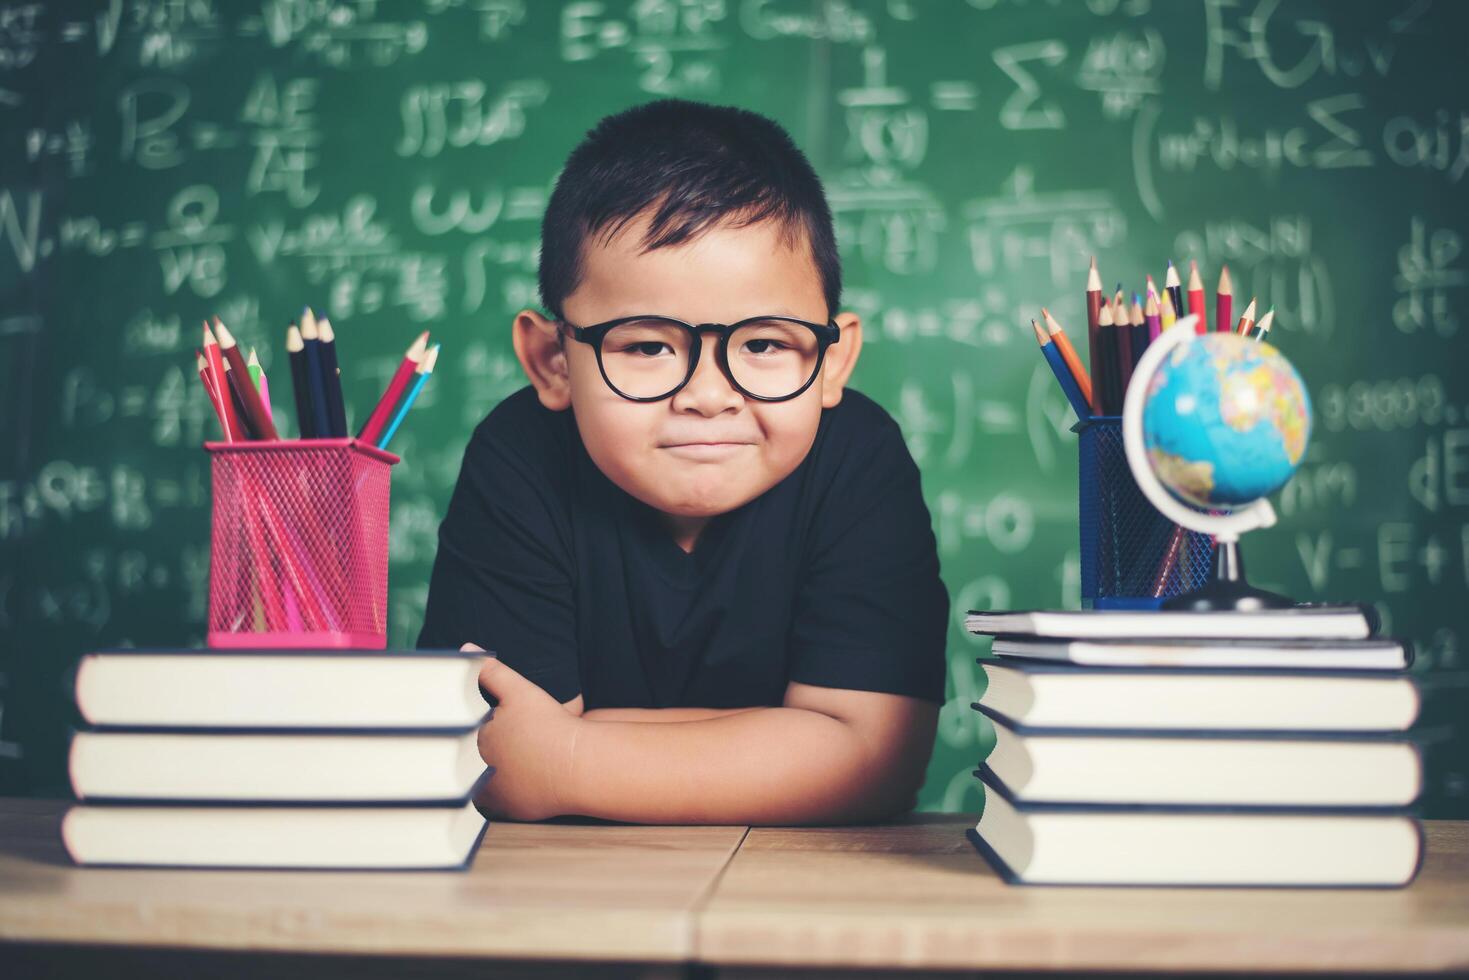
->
[1141,333,1312,509]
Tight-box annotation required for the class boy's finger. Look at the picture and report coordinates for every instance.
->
[461,642,486,652]
[477,656,529,702]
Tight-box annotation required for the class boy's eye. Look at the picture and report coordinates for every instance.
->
[741,338,789,355]
[622,341,674,357]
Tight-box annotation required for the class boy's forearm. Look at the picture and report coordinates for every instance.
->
[562,707,919,825]
[581,706,761,723]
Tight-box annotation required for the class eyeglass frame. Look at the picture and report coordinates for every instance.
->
[557,314,842,403]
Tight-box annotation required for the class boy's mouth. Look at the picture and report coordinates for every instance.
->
[661,441,751,461]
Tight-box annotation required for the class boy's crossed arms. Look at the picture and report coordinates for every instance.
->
[470,644,937,825]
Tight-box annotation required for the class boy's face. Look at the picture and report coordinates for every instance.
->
[514,212,861,542]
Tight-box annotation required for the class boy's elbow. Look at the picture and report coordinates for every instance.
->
[827,726,931,824]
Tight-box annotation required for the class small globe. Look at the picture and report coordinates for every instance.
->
[1141,332,1312,509]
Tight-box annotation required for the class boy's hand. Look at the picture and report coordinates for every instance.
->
[462,643,582,821]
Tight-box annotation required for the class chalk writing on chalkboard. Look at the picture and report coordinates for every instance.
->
[0,0,1464,816]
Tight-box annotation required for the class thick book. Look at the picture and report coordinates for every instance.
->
[61,796,491,871]
[977,706,1421,808]
[965,605,1376,641]
[978,659,1420,732]
[968,770,1422,888]
[71,648,491,729]
[69,728,489,804]
[991,636,1410,671]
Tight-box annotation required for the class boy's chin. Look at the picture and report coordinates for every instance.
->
[653,491,756,519]
[643,476,766,519]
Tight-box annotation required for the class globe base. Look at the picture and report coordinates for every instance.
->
[1162,538,1296,612]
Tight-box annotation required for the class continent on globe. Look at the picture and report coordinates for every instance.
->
[1141,333,1312,509]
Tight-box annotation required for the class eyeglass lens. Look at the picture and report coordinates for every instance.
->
[599,319,822,400]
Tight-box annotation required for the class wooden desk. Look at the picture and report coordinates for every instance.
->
[3,800,1468,976]
[699,815,1469,975]
[0,798,745,976]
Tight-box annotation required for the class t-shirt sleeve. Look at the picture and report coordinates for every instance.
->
[786,398,950,704]
[416,407,581,703]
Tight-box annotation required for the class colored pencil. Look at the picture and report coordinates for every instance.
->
[212,319,279,439]
[359,330,430,444]
[1216,265,1233,333]
[1254,308,1275,343]
[378,343,440,450]
[1040,308,1093,412]
[196,350,230,439]
[1165,260,1186,333]
[1187,259,1206,328]
[1126,294,1148,381]
[221,358,256,440]
[1085,257,1103,417]
[1114,298,1137,394]
[1160,288,1178,330]
[202,322,242,441]
[1152,525,1188,597]
[299,309,332,439]
[247,348,272,421]
[1144,290,1162,345]
[1235,298,1258,336]
[1034,321,1090,420]
[1144,274,1159,302]
[1097,301,1121,415]
[285,324,316,438]
[317,315,349,438]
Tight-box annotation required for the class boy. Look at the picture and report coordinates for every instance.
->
[418,99,949,825]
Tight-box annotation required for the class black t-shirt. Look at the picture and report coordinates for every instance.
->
[417,385,950,707]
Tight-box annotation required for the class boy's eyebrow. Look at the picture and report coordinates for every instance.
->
[575,310,826,324]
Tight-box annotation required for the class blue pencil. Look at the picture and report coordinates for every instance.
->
[299,308,331,439]
[377,344,439,450]
[1033,320,1090,420]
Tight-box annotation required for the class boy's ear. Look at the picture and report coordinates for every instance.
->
[818,311,863,409]
[512,309,572,411]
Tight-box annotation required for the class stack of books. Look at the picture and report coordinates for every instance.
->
[964,606,1424,887]
[62,648,493,870]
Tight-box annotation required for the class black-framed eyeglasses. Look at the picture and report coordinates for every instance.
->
[560,314,841,403]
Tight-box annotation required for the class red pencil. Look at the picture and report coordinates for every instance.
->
[202,323,242,441]
[1187,259,1206,332]
[358,331,431,444]
[1085,257,1103,415]
[1215,265,1233,334]
[1235,298,1258,336]
[212,319,279,439]
[196,349,231,440]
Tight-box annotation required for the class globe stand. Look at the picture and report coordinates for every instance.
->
[1162,537,1295,611]
[1121,316,1300,611]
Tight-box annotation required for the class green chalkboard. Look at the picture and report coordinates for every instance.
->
[2,0,1466,815]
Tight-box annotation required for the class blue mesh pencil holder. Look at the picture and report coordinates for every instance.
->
[1076,417,1214,609]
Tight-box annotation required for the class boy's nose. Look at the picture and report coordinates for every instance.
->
[670,333,742,416]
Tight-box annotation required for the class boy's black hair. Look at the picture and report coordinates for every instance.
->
[538,99,841,322]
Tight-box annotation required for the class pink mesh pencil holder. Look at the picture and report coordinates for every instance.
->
[206,439,399,649]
